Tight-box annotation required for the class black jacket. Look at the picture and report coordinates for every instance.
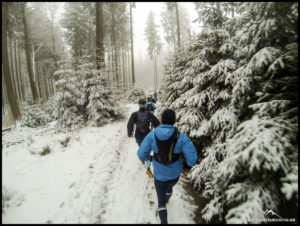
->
[127,108,160,142]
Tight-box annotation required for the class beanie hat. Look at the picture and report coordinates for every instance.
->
[162,109,176,125]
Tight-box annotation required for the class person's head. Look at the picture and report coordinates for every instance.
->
[147,96,152,102]
[138,98,146,109]
[161,109,176,125]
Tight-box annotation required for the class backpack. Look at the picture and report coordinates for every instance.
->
[136,111,150,133]
[154,128,180,164]
[145,102,154,112]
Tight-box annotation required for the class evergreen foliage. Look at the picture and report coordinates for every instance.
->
[20,102,53,128]
[53,63,125,131]
[159,2,298,223]
[160,3,191,50]
[144,11,162,60]
[127,86,146,102]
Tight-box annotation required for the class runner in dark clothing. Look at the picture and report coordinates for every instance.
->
[127,98,160,145]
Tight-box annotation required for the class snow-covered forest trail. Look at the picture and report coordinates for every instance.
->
[2,104,197,224]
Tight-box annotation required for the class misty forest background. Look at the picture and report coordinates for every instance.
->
[2,2,298,223]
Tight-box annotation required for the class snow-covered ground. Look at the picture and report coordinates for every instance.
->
[2,104,197,224]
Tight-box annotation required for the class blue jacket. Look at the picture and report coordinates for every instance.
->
[137,125,197,181]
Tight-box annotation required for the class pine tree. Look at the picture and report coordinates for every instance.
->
[159,2,298,223]
[2,2,21,121]
[144,11,162,91]
[53,63,125,131]
[60,3,90,70]
[161,3,191,51]
[127,86,146,102]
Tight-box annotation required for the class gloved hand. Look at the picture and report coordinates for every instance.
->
[141,161,145,165]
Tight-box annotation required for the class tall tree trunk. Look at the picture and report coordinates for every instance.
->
[39,66,46,100]
[112,6,119,84]
[96,2,105,70]
[2,2,21,121]
[43,67,49,99]
[9,35,17,97]
[47,73,53,97]
[121,32,126,91]
[2,71,9,115]
[216,2,221,28]
[17,40,24,100]
[32,45,36,81]
[51,11,58,69]
[35,63,42,99]
[152,50,156,91]
[175,2,181,48]
[154,53,158,91]
[130,2,135,87]
[21,2,39,101]
[14,39,20,101]
[88,17,91,57]
[126,49,130,89]
[73,24,79,70]
[32,45,43,99]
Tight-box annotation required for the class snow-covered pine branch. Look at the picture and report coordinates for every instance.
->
[160,2,297,223]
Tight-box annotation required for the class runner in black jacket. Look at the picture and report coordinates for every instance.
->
[127,98,160,145]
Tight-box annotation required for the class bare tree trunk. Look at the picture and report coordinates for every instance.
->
[154,53,158,91]
[51,10,58,69]
[96,2,105,69]
[128,49,131,88]
[17,40,24,100]
[231,3,235,17]
[88,14,91,57]
[175,2,181,48]
[121,32,126,92]
[43,67,49,99]
[130,2,135,87]
[152,50,156,91]
[39,66,46,100]
[2,2,21,121]
[35,63,42,99]
[14,39,22,101]
[110,3,119,85]
[9,35,17,97]
[21,2,39,101]
[2,72,9,115]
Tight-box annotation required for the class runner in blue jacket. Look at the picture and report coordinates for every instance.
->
[137,109,197,224]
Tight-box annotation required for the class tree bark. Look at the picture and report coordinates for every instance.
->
[121,31,126,91]
[17,40,24,100]
[35,63,42,98]
[2,2,21,121]
[51,10,58,69]
[175,2,181,48]
[14,39,22,101]
[43,67,49,99]
[9,35,17,97]
[154,53,158,91]
[130,2,135,87]
[96,2,105,70]
[152,50,157,91]
[21,2,39,101]
[2,70,9,115]
[111,3,119,84]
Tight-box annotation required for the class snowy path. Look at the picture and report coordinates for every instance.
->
[2,104,197,224]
